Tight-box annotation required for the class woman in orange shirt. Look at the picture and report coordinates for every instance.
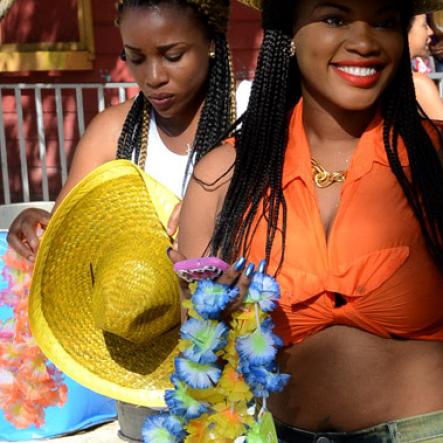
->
[176,0,443,441]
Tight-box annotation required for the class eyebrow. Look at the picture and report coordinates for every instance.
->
[124,42,186,52]
[313,2,351,13]
[313,2,399,14]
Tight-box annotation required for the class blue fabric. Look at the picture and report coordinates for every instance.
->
[0,230,116,441]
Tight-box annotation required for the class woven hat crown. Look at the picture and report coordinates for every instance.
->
[90,237,179,344]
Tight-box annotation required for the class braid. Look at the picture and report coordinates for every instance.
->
[116,92,150,162]
[188,33,235,166]
[211,0,297,271]
[382,39,443,269]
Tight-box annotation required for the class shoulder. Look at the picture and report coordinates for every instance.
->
[86,98,134,137]
[412,73,443,121]
[75,98,136,160]
[412,72,441,100]
[192,142,236,190]
[412,72,437,88]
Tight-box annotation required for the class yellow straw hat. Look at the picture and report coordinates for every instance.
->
[238,0,443,14]
[29,160,181,408]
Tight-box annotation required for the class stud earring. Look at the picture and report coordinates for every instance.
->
[120,48,127,62]
[290,40,296,57]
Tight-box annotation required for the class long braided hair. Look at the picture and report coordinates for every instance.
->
[211,0,443,273]
[115,0,235,169]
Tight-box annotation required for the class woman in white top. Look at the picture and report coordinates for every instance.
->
[408,13,443,119]
[8,0,250,258]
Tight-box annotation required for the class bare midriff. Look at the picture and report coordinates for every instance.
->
[269,325,443,432]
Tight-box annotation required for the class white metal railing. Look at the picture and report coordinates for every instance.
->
[0,82,138,204]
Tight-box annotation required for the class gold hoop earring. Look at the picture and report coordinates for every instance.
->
[290,40,296,57]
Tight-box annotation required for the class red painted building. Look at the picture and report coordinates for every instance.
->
[0,0,261,204]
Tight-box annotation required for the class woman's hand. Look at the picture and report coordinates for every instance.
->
[7,208,51,261]
[167,248,257,322]
[167,248,192,323]
[167,202,181,237]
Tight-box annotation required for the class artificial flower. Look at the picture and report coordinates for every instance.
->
[0,318,14,340]
[236,323,282,367]
[184,413,211,442]
[181,318,228,364]
[175,358,222,389]
[210,402,254,440]
[142,414,186,443]
[217,364,253,403]
[192,280,239,319]
[244,273,280,312]
[165,376,208,420]
[241,362,290,398]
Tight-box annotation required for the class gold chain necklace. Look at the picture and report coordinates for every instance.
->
[311,158,346,188]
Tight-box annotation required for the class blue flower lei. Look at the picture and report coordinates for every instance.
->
[143,267,289,442]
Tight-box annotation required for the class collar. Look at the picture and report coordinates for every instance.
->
[282,100,410,189]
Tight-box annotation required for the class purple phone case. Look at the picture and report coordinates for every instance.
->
[173,257,229,282]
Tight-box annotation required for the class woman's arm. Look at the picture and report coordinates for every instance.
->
[177,143,235,259]
[413,72,443,121]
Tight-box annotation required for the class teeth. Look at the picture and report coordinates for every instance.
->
[337,66,377,77]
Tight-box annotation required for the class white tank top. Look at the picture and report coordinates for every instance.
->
[133,80,252,199]
[145,113,191,199]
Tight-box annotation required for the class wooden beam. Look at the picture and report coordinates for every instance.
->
[0,50,93,72]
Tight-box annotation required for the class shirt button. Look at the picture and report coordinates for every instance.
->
[316,437,332,443]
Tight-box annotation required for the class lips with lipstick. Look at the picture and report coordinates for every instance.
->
[331,60,385,88]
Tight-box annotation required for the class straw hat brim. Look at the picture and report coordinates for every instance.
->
[29,160,181,407]
[238,0,443,14]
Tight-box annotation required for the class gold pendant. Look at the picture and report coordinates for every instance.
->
[311,158,346,188]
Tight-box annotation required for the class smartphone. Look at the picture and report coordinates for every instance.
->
[173,257,229,283]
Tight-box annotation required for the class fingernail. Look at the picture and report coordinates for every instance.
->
[245,263,255,278]
[234,257,246,271]
[257,259,267,273]
[28,255,35,263]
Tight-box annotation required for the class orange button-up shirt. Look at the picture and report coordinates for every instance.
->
[249,100,443,345]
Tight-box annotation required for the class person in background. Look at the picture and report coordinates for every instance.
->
[409,13,443,119]
[429,12,443,71]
